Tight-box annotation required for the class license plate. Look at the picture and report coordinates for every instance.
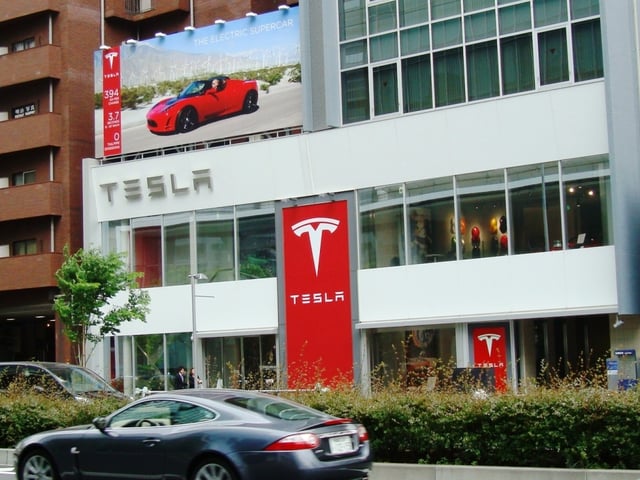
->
[328,435,353,454]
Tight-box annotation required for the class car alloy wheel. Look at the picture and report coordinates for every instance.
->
[191,458,237,480]
[243,91,258,113]
[21,451,58,480]
[178,106,198,132]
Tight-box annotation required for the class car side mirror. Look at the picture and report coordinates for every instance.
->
[93,416,108,431]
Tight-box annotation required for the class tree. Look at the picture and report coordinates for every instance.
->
[54,245,151,366]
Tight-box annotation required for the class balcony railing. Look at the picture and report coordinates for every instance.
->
[0,113,62,155]
[105,0,189,21]
[0,45,62,89]
[0,0,60,23]
[0,182,64,222]
[0,253,63,291]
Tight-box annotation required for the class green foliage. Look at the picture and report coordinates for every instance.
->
[120,85,156,109]
[54,245,150,366]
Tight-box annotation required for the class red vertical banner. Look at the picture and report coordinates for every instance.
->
[472,326,508,391]
[102,47,122,156]
[282,200,353,388]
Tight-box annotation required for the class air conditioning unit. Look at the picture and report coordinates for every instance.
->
[0,178,8,189]
[0,47,8,56]
[0,112,8,122]
[0,245,10,258]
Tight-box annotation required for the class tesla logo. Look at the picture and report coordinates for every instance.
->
[291,217,340,276]
[105,51,118,69]
[477,333,501,356]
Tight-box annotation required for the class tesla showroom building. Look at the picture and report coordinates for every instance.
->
[83,0,640,395]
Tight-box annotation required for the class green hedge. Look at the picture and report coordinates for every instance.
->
[2,387,640,469]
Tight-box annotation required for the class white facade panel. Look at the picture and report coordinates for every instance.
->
[357,246,617,327]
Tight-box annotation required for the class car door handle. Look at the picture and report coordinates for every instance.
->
[142,438,161,447]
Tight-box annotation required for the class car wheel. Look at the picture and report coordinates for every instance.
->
[177,106,198,132]
[191,457,237,480]
[242,91,258,113]
[19,450,58,480]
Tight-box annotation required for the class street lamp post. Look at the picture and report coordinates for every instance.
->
[188,273,208,385]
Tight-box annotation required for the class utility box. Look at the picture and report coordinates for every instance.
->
[613,349,637,391]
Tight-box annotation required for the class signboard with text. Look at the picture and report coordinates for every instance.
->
[282,201,354,387]
[472,325,507,391]
[94,7,301,157]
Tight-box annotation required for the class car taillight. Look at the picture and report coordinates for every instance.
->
[357,425,369,443]
[264,433,321,451]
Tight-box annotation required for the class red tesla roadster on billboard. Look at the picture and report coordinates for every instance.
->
[146,76,259,135]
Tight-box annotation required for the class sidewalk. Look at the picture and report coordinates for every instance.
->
[2,448,640,480]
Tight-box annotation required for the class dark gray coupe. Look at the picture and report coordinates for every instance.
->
[15,388,372,480]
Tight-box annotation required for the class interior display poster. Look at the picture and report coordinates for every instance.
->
[94,7,301,157]
[282,201,354,387]
[472,325,507,391]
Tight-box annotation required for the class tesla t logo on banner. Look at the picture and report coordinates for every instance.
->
[473,326,507,391]
[102,47,122,156]
[283,201,353,387]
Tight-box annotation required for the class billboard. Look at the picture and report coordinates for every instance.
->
[94,7,301,158]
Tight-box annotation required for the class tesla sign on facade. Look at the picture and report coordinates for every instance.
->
[282,201,354,387]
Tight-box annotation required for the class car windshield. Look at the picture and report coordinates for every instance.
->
[177,81,208,98]
[226,395,326,421]
[46,365,116,395]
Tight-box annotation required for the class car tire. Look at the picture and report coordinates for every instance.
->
[19,449,59,480]
[191,457,237,480]
[177,106,198,132]
[242,91,258,113]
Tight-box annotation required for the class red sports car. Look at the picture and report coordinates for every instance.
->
[146,76,259,135]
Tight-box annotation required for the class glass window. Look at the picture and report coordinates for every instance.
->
[406,177,456,264]
[538,28,569,85]
[432,18,462,49]
[562,157,611,249]
[434,47,465,106]
[103,220,131,261]
[196,208,235,283]
[132,217,162,288]
[498,3,532,34]
[12,170,36,186]
[431,0,462,20]
[342,68,370,123]
[203,335,277,389]
[237,203,276,280]
[457,169,507,259]
[466,40,500,100]
[370,32,398,62]
[12,239,37,255]
[570,0,599,19]
[400,0,429,27]
[501,34,534,94]
[340,0,366,41]
[508,163,562,254]
[534,0,568,27]
[400,25,430,56]
[369,2,397,34]
[359,184,405,268]
[373,63,399,115]
[572,19,603,81]
[464,0,495,12]
[465,11,497,42]
[370,326,456,387]
[341,40,368,68]
[402,54,433,112]
[134,334,168,390]
[163,213,191,286]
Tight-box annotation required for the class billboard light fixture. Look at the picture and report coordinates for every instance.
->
[278,5,290,10]
[184,25,196,31]
[246,11,257,17]
[214,19,226,24]
[99,44,111,50]
[155,32,167,38]
[125,38,138,45]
